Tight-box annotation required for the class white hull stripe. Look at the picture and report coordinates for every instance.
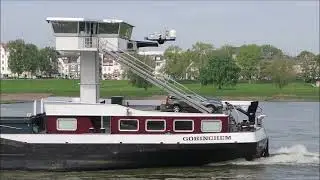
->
[0,128,268,144]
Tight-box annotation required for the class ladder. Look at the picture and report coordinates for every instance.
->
[99,41,213,113]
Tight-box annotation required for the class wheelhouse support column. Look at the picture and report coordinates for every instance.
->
[80,51,100,104]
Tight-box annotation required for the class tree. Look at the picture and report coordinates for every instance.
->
[236,44,262,83]
[267,58,295,89]
[163,42,216,80]
[190,42,215,77]
[258,60,273,80]
[260,44,283,60]
[315,54,320,79]
[181,50,198,80]
[7,39,26,78]
[124,53,155,90]
[24,43,39,77]
[220,44,239,57]
[297,51,317,82]
[162,45,187,79]
[199,50,241,89]
[38,47,59,77]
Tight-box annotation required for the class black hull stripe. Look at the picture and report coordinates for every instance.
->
[0,138,269,170]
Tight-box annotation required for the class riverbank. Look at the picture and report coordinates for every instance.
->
[1,93,318,104]
[0,79,319,103]
[0,93,53,104]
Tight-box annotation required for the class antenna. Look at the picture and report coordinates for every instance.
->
[144,28,176,45]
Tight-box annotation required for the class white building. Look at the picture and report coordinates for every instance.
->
[100,50,165,80]
[138,50,165,76]
[57,55,80,79]
[101,53,123,80]
[0,43,11,78]
[57,57,69,77]
[1,41,166,80]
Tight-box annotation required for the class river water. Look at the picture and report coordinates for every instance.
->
[0,101,319,180]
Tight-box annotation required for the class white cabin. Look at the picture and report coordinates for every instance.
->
[46,17,136,53]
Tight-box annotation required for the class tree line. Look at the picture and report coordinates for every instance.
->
[6,39,319,90]
[158,42,319,89]
[125,42,319,90]
[6,39,59,78]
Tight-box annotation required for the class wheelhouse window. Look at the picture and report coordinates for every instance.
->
[119,119,139,131]
[201,120,222,133]
[146,119,166,132]
[173,120,194,132]
[57,118,77,131]
[98,23,119,34]
[52,22,78,33]
[119,23,133,39]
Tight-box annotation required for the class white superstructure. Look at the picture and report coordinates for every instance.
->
[46,17,137,103]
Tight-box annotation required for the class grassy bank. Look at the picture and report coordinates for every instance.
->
[0,79,319,102]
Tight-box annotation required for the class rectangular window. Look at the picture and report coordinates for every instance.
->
[57,118,77,131]
[119,119,139,131]
[119,23,133,39]
[173,120,194,132]
[201,120,222,133]
[52,22,78,33]
[79,22,85,33]
[146,119,166,132]
[98,23,119,34]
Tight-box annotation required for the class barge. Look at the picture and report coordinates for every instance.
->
[0,99,269,171]
[0,17,269,170]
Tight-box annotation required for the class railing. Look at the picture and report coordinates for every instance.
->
[99,41,213,113]
[78,36,99,49]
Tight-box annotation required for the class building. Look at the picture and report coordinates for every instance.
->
[1,41,166,80]
[57,55,80,79]
[316,79,320,87]
[137,50,165,76]
[100,50,165,80]
[0,43,11,78]
[101,53,123,80]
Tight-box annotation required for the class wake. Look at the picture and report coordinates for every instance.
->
[210,144,319,166]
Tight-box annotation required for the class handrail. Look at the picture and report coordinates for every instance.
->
[109,52,210,113]
[100,42,212,113]
[102,41,207,102]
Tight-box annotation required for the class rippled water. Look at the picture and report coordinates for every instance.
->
[0,101,319,180]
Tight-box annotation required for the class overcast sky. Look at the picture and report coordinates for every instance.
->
[1,0,319,56]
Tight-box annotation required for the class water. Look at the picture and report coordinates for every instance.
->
[0,101,319,180]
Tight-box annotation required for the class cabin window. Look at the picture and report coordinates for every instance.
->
[119,119,139,131]
[201,120,222,133]
[79,22,85,34]
[173,120,194,132]
[146,119,166,132]
[119,23,133,39]
[57,118,77,131]
[98,23,119,34]
[52,22,78,33]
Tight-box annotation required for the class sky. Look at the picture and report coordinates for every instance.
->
[1,0,319,56]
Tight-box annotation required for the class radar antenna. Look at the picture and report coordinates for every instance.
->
[144,28,176,44]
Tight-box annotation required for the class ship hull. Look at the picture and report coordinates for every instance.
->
[0,137,268,171]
